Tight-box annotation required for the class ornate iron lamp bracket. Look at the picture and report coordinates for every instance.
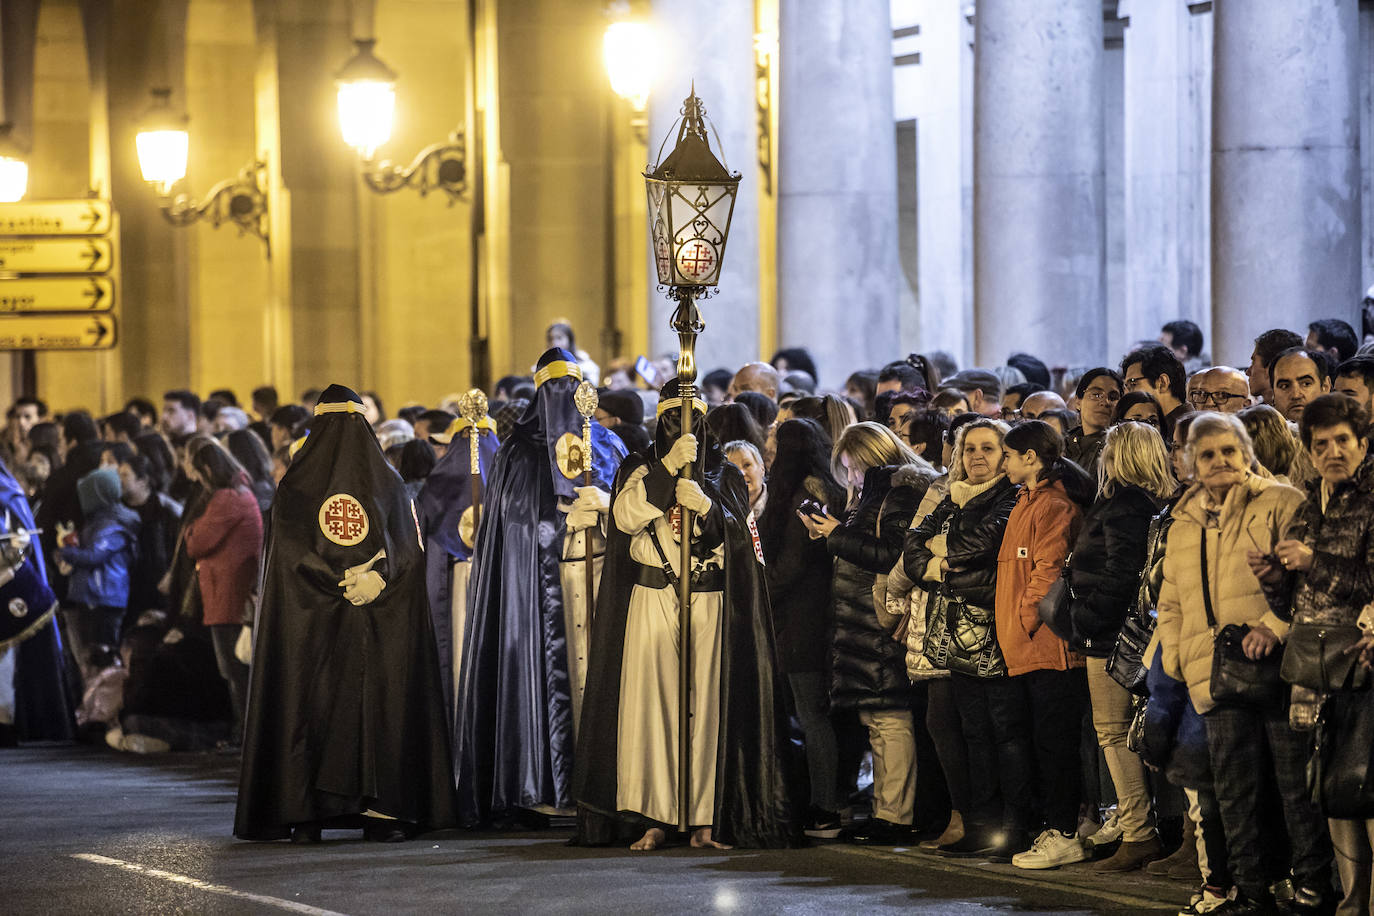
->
[359,129,468,203]
[158,160,270,246]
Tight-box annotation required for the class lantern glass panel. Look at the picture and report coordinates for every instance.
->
[135,129,189,190]
[646,177,738,287]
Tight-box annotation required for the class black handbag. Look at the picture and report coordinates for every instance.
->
[1281,622,1370,693]
[1037,557,1073,642]
[1107,606,1154,696]
[1310,690,1374,818]
[1201,532,1284,708]
[923,589,1006,678]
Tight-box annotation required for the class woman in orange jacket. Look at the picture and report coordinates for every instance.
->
[991,420,1094,870]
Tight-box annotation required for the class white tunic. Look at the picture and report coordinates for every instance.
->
[612,464,724,828]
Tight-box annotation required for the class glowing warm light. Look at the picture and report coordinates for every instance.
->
[135,129,189,192]
[336,39,398,160]
[603,21,656,111]
[337,81,396,160]
[135,89,189,193]
[0,157,28,203]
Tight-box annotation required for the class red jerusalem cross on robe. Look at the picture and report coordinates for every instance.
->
[319,493,370,546]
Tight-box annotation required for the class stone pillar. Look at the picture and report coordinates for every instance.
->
[973,0,1105,369]
[776,0,898,388]
[1212,0,1360,365]
[647,0,758,376]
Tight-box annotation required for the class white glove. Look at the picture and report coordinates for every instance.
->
[663,434,698,474]
[572,485,610,514]
[339,568,386,606]
[675,478,712,516]
[56,557,73,577]
[566,507,600,533]
[6,531,30,556]
[163,627,184,645]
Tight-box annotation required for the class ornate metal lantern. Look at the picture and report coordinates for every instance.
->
[644,90,740,290]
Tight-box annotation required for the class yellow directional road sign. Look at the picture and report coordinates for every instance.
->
[0,200,112,236]
[0,238,114,274]
[0,315,116,350]
[0,276,116,313]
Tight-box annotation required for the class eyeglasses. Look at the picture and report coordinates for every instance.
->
[1189,391,1247,408]
[999,407,1021,420]
[1082,389,1121,403]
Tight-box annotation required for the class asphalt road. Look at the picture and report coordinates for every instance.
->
[0,745,1195,915]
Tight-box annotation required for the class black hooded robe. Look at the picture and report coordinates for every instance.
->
[234,387,457,840]
[573,448,798,848]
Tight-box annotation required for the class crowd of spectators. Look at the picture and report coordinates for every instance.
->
[9,313,1374,915]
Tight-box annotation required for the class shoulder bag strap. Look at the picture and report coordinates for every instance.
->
[1199,530,1217,631]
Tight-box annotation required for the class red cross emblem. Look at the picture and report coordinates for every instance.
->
[675,240,717,281]
[319,493,370,546]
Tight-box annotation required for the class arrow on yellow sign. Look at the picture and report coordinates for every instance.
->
[0,315,117,351]
[0,238,114,274]
[0,277,116,313]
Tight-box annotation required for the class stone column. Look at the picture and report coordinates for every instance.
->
[973,0,1105,369]
[1212,0,1360,365]
[647,0,758,376]
[774,0,897,388]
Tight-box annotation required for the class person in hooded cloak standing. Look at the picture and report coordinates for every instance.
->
[416,410,499,721]
[453,348,627,825]
[573,379,797,850]
[0,457,72,745]
[234,384,456,843]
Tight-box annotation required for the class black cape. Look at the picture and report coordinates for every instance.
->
[572,449,799,848]
[452,360,626,825]
[234,388,457,840]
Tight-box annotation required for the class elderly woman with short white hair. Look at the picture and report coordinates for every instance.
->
[1155,412,1332,912]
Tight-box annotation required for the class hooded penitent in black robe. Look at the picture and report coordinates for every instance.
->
[453,348,626,825]
[416,416,499,723]
[234,384,457,840]
[573,383,798,848]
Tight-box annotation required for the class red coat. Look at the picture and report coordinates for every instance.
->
[185,486,264,627]
[994,479,1084,676]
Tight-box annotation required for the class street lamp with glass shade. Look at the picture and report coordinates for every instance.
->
[134,88,189,195]
[603,20,656,113]
[334,37,467,201]
[134,88,270,245]
[642,87,740,836]
[335,38,397,162]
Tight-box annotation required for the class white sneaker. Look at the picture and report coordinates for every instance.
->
[1178,886,1232,915]
[1011,829,1087,870]
[1085,811,1123,848]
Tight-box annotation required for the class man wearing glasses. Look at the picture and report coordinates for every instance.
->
[1120,343,1189,436]
[1188,367,1252,415]
[1064,368,1123,472]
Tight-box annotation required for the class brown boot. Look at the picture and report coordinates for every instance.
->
[1093,835,1162,872]
[1145,817,1198,878]
[919,810,964,851]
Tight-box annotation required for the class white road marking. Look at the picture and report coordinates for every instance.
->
[71,853,350,916]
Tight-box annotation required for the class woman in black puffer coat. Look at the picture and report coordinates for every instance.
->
[800,421,925,844]
[1064,421,1174,871]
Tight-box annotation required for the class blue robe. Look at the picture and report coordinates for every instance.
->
[0,461,72,741]
[452,379,626,825]
[416,424,500,723]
